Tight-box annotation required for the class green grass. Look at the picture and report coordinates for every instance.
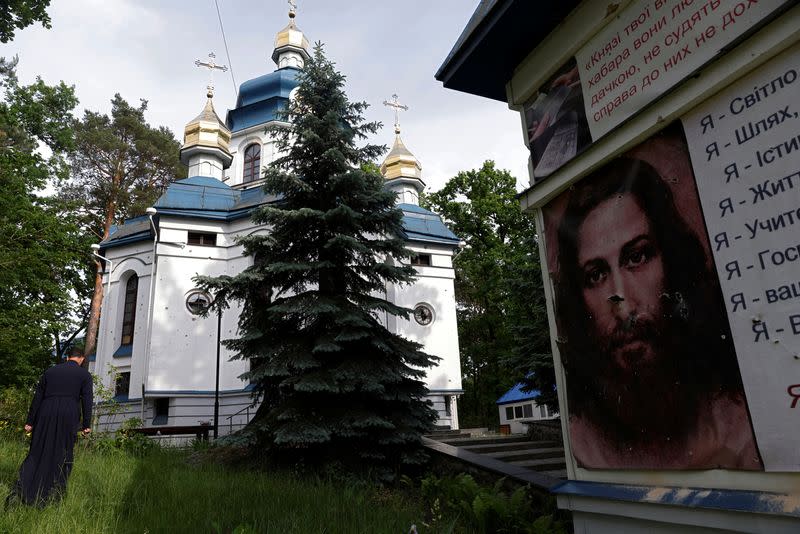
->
[0,439,433,534]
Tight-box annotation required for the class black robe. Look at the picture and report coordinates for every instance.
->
[12,360,93,505]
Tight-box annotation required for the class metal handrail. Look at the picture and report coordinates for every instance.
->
[225,404,251,433]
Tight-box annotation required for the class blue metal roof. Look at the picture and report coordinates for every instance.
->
[398,203,460,246]
[101,216,152,248]
[226,67,300,132]
[497,382,541,405]
[103,182,457,249]
[155,176,240,211]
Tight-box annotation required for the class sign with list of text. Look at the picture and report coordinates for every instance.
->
[683,43,800,471]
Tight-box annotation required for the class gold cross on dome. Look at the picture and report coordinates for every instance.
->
[383,94,409,134]
[194,52,228,97]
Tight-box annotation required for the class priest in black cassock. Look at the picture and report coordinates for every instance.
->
[9,347,93,506]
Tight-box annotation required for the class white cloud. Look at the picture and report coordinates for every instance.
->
[0,0,532,194]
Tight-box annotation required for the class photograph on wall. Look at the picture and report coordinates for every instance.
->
[525,0,788,185]
[524,57,591,182]
[542,122,763,470]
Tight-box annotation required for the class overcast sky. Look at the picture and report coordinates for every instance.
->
[1,0,531,193]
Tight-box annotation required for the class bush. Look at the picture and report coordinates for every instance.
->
[90,417,159,457]
[0,386,33,441]
[413,473,568,534]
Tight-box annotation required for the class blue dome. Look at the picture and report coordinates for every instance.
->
[226,67,301,132]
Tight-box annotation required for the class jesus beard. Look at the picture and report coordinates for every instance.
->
[589,310,701,446]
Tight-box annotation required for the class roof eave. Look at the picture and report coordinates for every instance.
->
[435,0,581,101]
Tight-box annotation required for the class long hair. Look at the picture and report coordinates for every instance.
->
[555,157,744,420]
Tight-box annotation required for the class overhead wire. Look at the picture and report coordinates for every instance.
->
[213,0,238,101]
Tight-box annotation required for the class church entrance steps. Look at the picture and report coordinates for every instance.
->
[460,440,561,453]
[437,435,532,447]
[423,433,568,490]
[425,429,472,440]
[541,468,568,479]
[506,456,568,471]
[484,446,565,462]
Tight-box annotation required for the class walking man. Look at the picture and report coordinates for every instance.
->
[8,347,93,506]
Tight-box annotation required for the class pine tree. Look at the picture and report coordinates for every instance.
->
[196,45,438,478]
[60,95,185,358]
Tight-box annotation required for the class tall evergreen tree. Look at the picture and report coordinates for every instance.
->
[196,45,437,478]
[59,95,185,357]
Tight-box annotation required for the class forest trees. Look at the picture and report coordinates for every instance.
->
[195,45,437,478]
[0,59,85,387]
[424,161,554,426]
[60,95,185,357]
[0,0,52,43]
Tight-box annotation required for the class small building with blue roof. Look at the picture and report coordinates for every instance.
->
[497,380,558,434]
[90,7,464,436]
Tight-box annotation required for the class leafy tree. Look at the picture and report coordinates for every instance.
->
[503,234,558,412]
[60,95,185,357]
[424,161,555,425]
[195,44,437,479]
[0,0,51,43]
[0,58,86,387]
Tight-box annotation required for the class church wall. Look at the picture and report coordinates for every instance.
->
[427,394,455,429]
[97,221,462,431]
[94,392,258,437]
[145,216,259,395]
[95,242,155,402]
[390,184,420,205]
[393,245,462,395]
[186,154,226,181]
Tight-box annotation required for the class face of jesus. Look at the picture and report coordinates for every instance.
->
[576,193,666,372]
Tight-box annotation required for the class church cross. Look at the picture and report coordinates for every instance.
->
[194,52,229,97]
[383,94,409,134]
[288,0,297,17]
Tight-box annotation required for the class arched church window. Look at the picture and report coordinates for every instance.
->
[243,143,261,183]
[121,274,138,345]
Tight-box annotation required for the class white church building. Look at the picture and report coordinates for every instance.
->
[91,10,463,436]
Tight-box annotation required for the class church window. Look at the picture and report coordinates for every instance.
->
[115,372,131,399]
[187,232,217,246]
[539,404,548,418]
[242,143,261,183]
[413,303,434,326]
[411,253,431,266]
[121,275,138,345]
[153,398,169,425]
[186,291,212,315]
[505,407,514,420]
[445,396,452,417]
[523,403,533,418]
[514,405,523,419]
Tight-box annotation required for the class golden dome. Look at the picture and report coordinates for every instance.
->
[180,89,232,166]
[272,11,310,67]
[380,133,422,181]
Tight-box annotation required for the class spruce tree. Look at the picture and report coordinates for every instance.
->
[196,45,437,477]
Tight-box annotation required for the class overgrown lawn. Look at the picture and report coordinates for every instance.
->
[0,439,431,533]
